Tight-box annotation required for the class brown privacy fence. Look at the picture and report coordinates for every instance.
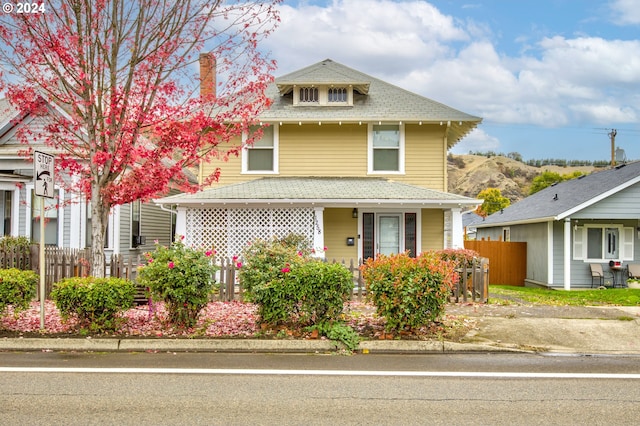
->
[1,246,489,303]
[465,239,526,286]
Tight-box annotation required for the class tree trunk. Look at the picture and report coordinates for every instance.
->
[90,188,109,278]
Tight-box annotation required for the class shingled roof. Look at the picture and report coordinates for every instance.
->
[476,161,640,227]
[258,59,481,147]
[155,176,480,208]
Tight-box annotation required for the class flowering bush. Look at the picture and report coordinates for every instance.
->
[361,251,456,332]
[50,277,135,332]
[0,268,38,315]
[239,236,353,328]
[137,237,218,328]
[436,248,479,268]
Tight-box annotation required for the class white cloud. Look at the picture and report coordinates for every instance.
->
[267,0,640,135]
[450,128,500,154]
[609,0,640,25]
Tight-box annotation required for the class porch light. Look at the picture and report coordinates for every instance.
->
[352,208,358,218]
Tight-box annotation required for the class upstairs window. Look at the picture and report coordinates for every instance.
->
[243,124,279,174]
[292,85,353,106]
[328,87,347,102]
[369,124,405,173]
[299,87,319,103]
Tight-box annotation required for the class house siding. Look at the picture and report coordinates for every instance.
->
[421,209,444,251]
[573,183,640,219]
[280,124,367,177]
[323,208,358,260]
[511,223,548,284]
[199,124,447,191]
[404,124,446,191]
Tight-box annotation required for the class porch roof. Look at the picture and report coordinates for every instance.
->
[155,177,480,208]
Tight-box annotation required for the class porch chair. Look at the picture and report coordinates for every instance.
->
[590,263,613,288]
[628,264,640,280]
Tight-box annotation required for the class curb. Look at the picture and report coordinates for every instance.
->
[0,337,525,354]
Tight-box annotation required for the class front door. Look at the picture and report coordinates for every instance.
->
[378,215,400,255]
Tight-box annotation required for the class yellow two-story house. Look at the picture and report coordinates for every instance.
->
[156,59,482,260]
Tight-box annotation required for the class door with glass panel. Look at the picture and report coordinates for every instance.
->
[378,215,401,256]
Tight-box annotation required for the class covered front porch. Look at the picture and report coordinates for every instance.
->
[155,177,480,259]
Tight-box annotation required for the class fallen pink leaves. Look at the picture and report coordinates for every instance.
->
[1,300,388,339]
[1,300,259,338]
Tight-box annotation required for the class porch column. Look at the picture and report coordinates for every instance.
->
[175,207,187,240]
[450,208,464,249]
[564,218,571,290]
[313,207,325,259]
[112,205,121,255]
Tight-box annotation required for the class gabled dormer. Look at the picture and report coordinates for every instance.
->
[275,59,370,107]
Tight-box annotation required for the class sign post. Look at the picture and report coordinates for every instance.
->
[34,151,54,330]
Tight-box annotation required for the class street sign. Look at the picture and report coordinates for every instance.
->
[34,151,54,198]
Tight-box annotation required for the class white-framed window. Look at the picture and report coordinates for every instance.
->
[242,124,279,174]
[328,87,347,103]
[368,123,405,174]
[502,227,511,242]
[299,87,319,103]
[573,225,634,261]
[292,85,353,106]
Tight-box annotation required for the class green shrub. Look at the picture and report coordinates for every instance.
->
[239,236,353,327]
[362,252,456,332]
[0,268,38,314]
[137,237,218,328]
[51,277,135,332]
[238,237,307,300]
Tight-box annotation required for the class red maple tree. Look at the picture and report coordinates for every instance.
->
[0,0,281,275]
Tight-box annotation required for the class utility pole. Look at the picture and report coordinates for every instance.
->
[609,129,617,167]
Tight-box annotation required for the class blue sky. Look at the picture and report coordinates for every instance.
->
[263,0,640,162]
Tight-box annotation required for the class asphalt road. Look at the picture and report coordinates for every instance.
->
[2,352,640,425]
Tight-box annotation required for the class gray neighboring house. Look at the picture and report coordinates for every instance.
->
[0,97,177,258]
[475,161,640,289]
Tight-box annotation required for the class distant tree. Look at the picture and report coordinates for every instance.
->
[529,171,585,195]
[475,188,510,217]
[506,152,523,162]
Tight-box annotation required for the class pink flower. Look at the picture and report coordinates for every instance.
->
[297,251,303,256]
[236,262,243,268]
[324,246,328,251]
[232,255,238,262]
[281,267,290,273]
[205,250,213,257]
[168,261,175,269]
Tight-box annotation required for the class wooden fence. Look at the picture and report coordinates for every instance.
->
[465,239,526,286]
[1,247,489,303]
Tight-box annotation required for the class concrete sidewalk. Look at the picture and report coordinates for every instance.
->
[1,306,639,355]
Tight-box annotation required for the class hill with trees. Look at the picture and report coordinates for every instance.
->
[447,154,602,202]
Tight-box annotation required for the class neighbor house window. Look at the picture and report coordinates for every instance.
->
[243,124,278,173]
[131,200,142,248]
[368,124,404,173]
[574,225,633,261]
[3,191,11,236]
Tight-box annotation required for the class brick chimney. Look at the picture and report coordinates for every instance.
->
[199,53,216,98]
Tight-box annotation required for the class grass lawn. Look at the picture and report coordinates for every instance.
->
[490,285,640,306]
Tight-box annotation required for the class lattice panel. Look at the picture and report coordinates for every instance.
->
[186,207,315,257]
